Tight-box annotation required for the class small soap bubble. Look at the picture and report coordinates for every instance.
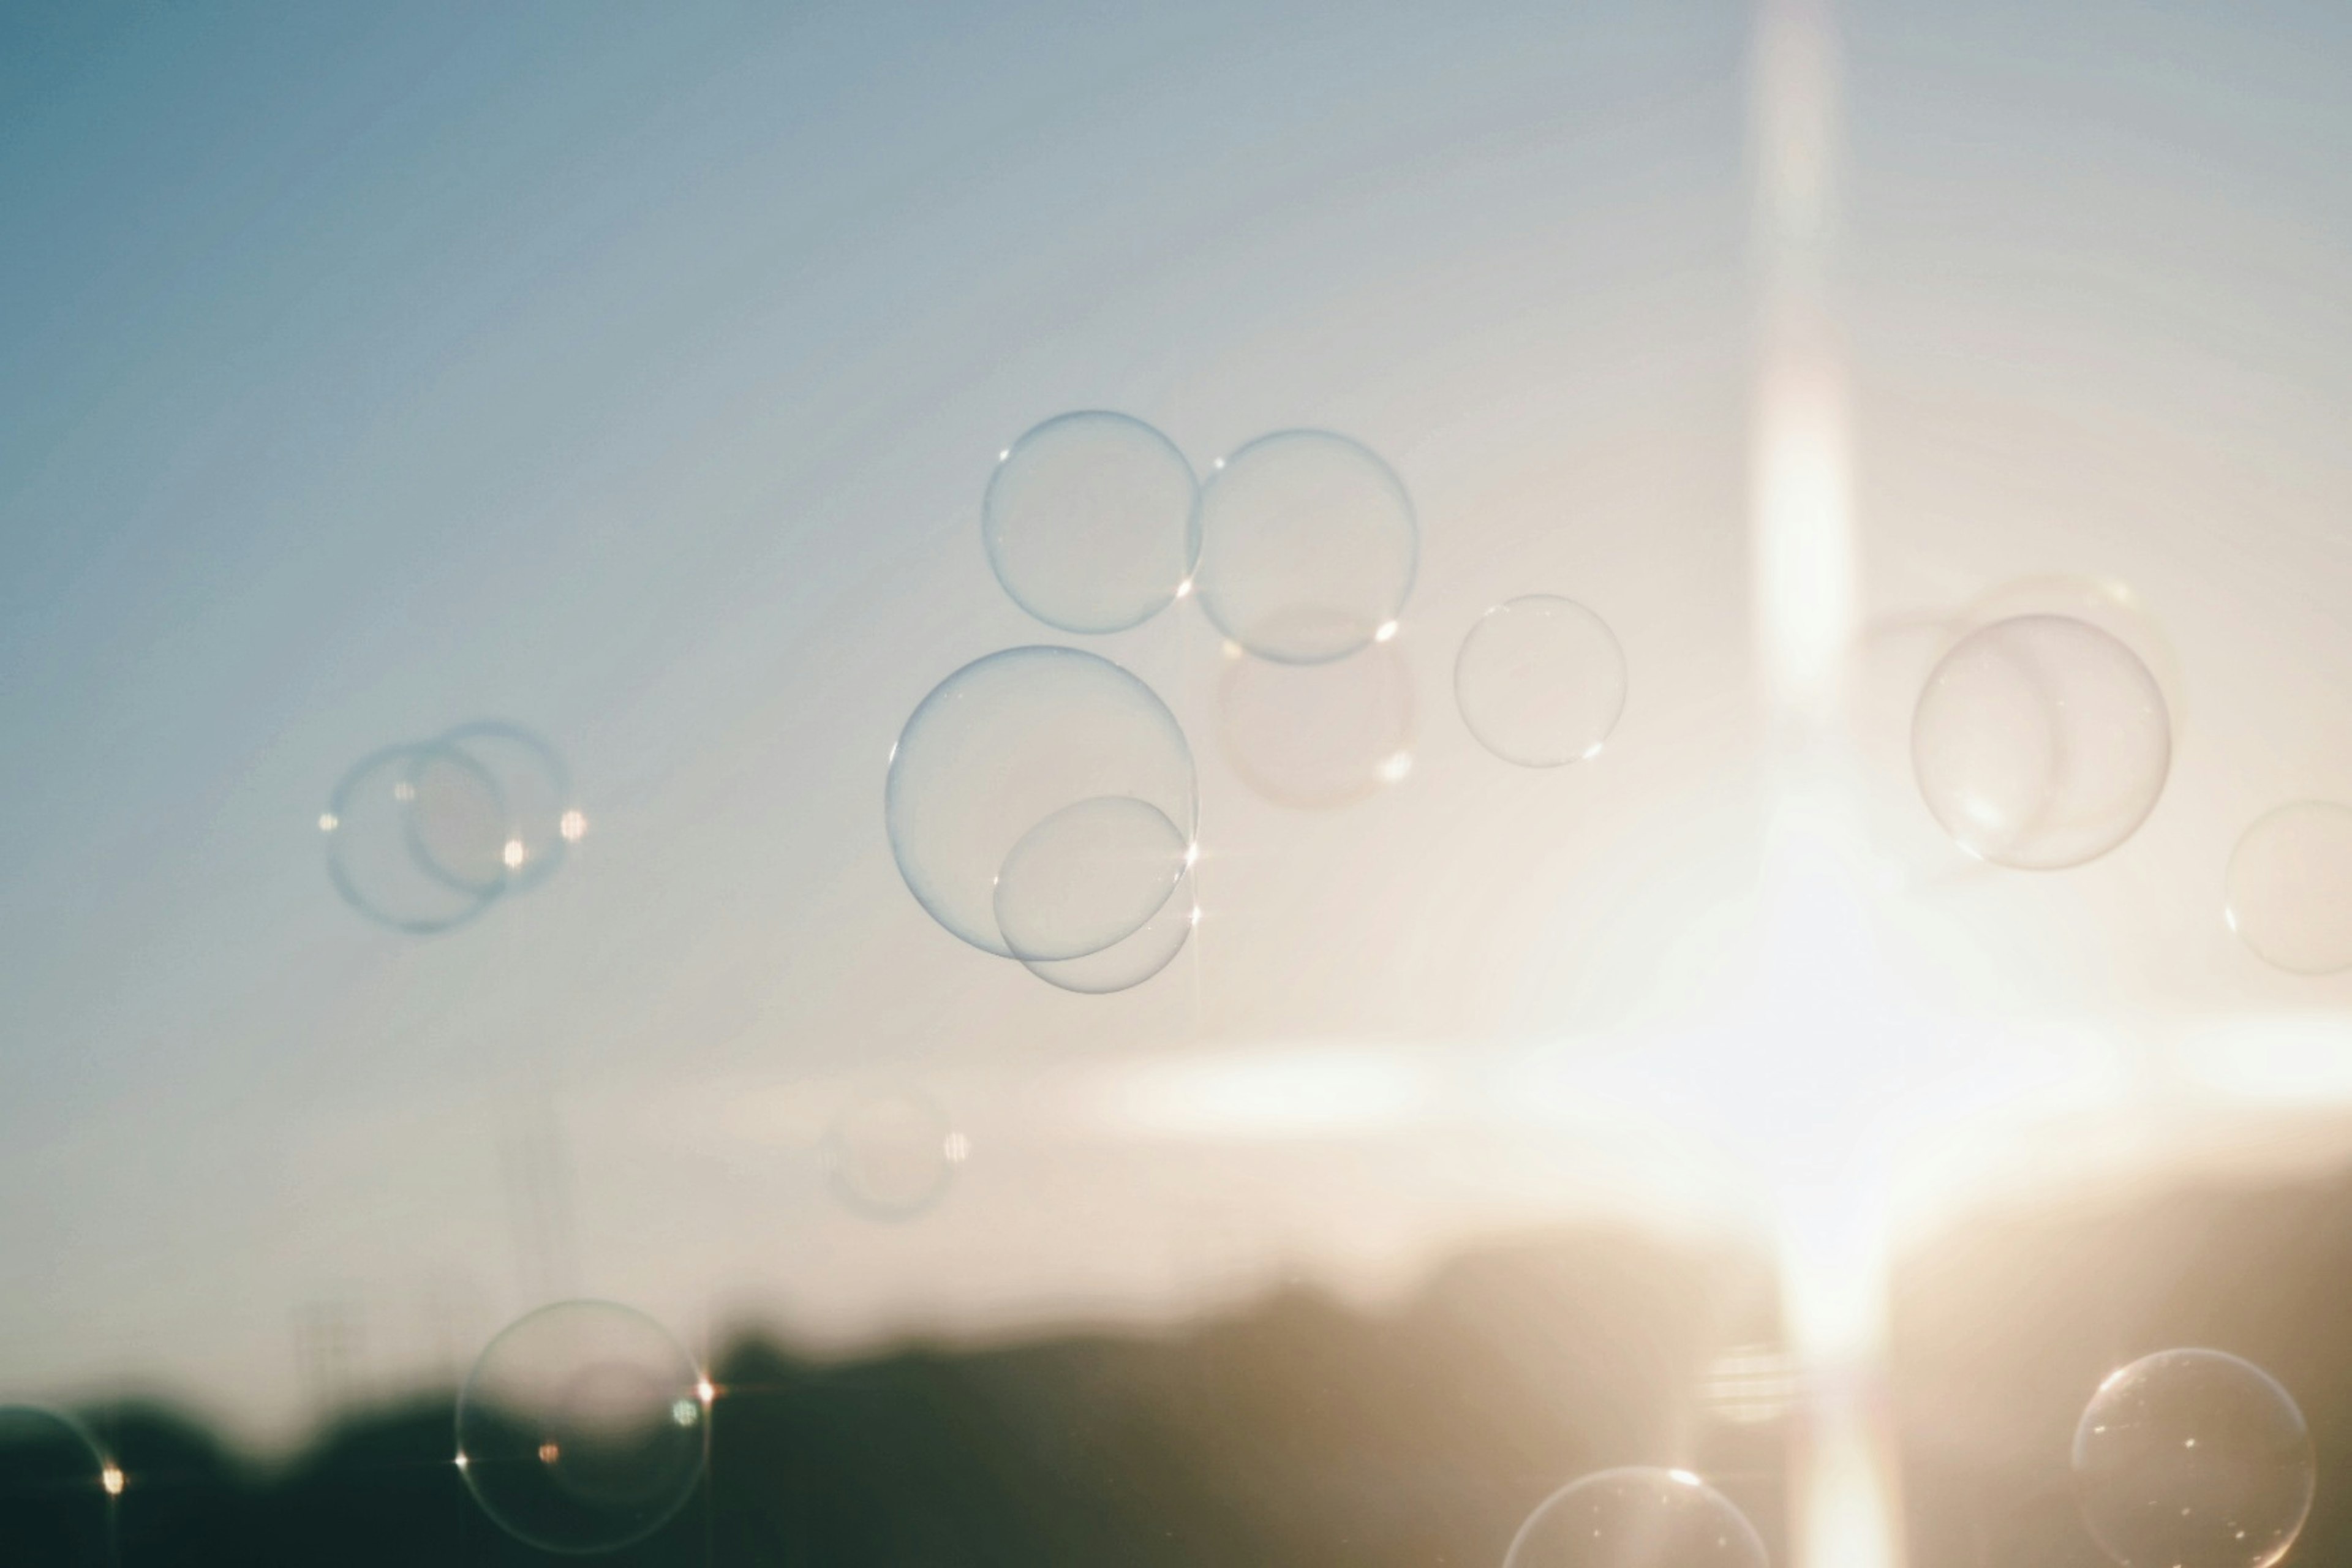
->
[436,722,579,894]
[1504,1466,1768,1568]
[829,1088,959,1219]
[886,647,1196,957]
[323,742,508,935]
[456,1300,707,1555]
[1912,614,2170,869]
[0,1406,116,1565]
[1454,595,1627,767]
[992,795,1188,963]
[2073,1348,2311,1568]
[983,412,1199,634]
[1023,865,1199,994]
[1192,430,1417,665]
[1218,627,1414,810]
[2225,802,2352,975]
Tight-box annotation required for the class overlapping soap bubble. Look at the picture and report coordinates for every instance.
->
[893,410,1645,993]
[322,720,585,936]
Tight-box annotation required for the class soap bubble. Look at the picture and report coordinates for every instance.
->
[2073,1348,2312,1568]
[323,742,508,935]
[1024,864,1198,994]
[829,1088,960,1219]
[1504,1466,1768,1568]
[1958,576,2184,737]
[0,1406,116,1565]
[437,721,579,894]
[2226,802,2352,975]
[983,412,1199,634]
[1912,614,2170,869]
[993,795,1188,963]
[1193,430,1417,665]
[1217,630,1414,809]
[887,647,1196,957]
[457,1300,707,1555]
[1455,595,1627,767]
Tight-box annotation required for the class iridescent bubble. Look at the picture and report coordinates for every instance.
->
[983,412,1199,635]
[1025,864,1198,995]
[1454,595,1627,767]
[323,742,508,935]
[0,1406,116,1566]
[829,1087,960,1219]
[2225,802,2352,975]
[1504,1466,1768,1568]
[2073,1348,2312,1568]
[886,647,1196,957]
[1912,614,2171,869]
[1217,629,1414,809]
[457,1300,707,1555]
[437,721,581,894]
[992,796,1187,963]
[1193,430,1417,665]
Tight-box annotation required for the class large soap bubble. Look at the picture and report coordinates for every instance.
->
[886,647,1196,957]
[1217,632,1414,809]
[0,1406,116,1566]
[322,742,510,935]
[2073,1348,2312,1568]
[1912,614,2170,869]
[983,412,1199,635]
[828,1087,962,1219]
[1504,1466,1768,1568]
[2226,802,2352,975]
[1193,430,1417,665]
[1455,595,1627,767]
[1024,864,1198,994]
[457,1300,707,1555]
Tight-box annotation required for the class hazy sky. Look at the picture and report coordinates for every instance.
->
[7,0,2352,1447]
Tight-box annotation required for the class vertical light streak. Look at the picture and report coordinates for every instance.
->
[1751,2,1901,1566]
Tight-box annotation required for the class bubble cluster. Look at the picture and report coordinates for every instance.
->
[0,1406,116,1566]
[2225,802,2352,975]
[1911,614,2171,869]
[984,412,1199,635]
[457,1300,707,1554]
[1193,430,1417,665]
[828,1087,963,1219]
[322,722,582,935]
[1504,1467,1768,1568]
[2073,1348,2312,1568]
[1455,595,1627,767]
[886,646,1196,984]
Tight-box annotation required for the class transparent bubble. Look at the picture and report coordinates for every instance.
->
[0,1406,116,1566]
[457,1300,707,1555]
[983,412,1199,635]
[437,721,579,894]
[2225,802,2352,975]
[323,742,508,935]
[1912,614,2171,869]
[993,796,1187,963]
[1217,631,1414,809]
[1193,430,1417,665]
[1025,864,1198,995]
[1958,576,2184,737]
[1455,595,1627,767]
[886,647,1196,957]
[1504,1466,1768,1568]
[2073,1348,2312,1568]
[829,1088,960,1219]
